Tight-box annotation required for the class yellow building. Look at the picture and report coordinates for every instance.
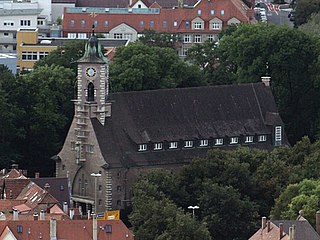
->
[16,28,129,71]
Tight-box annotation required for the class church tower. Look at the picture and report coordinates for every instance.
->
[74,32,109,164]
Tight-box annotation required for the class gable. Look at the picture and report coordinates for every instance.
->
[109,23,137,34]
[228,17,241,25]
[132,0,149,8]
[0,226,17,240]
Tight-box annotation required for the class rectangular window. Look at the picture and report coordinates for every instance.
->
[197,9,202,15]
[71,142,76,151]
[140,20,144,27]
[245,136,254,143]
[212,22,222,30]
[163,21,168,27]
[104,20,109,27]
[211,9,215,15]
[150,20,155,27]
[154,143,163,150]
[275,126,282,145]
[85,144,94,153]
[68,33,77,39]
[184,34,191,43]
[169,142,178,149]
[200,139,208,147]
[114,33,123,39]
[207,34,215,42]
[193,22,203,29]
[20,20,31,26]
[194,35,202,43]
[184,140,193,148]
[138,144,147,151]
[124,33,132,40]
[230,137,239,144]
[181,48,188,56]
[4,32,9,37]
[173,21,178,27]
[215,138,223,146]
[93,20,98,27]
[258,135,267,142]
[185,21,190,28]
[70,20,75,26]
[78,33,87,39]
[221,9,225,15]
[81,20,86,27]
[21,52,38,61]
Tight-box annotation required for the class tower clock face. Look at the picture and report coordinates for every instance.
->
[86,67,97,78]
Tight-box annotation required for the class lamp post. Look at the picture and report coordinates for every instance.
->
[90,173,101,215]
[188,205,199,219]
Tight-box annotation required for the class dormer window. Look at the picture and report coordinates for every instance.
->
[169,142,178,149]
[215,138,223,146]
[275,126,282,146]
[212,22,222,30]
[221,9,225,15]
[199,139,208,147]
[154,143,163,150]
[258,135,267,142]
[197,9,202,15]
[138,144,147,151]
[245,136,254,143]
[184,140,193,148]
[230,137,238,144]
[173,21,178,27]
[193,22,203,29]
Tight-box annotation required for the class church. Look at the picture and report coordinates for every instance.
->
[55,33,288,213]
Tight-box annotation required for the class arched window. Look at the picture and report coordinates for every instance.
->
[87,82,94,101]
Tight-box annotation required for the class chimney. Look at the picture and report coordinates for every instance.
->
[267,220,271,232]
[13,209,19,221]
[50,218,57,240]
[279,223,284,239]
[40,210,45,220]
[63,202,68,214]
[261,76,271,87]
[11,164,18,170]
[69,208,74,219]
[33,212,39,221]
[35,172,40,178]
[262,216,267,229]
[178,0,184,8]
[87,209,91,220]
[289,226,293,240]
[316,211,320,236]
[44,183,50,192]
[93,214,98,240]
[19,170,22,176]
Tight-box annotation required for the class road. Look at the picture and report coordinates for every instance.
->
[256,2,294,27]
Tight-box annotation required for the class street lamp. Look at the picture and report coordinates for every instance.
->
[188,205,199,219]
[90,173,101,215]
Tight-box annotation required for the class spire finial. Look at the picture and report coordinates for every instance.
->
[266,62,269,76]
[92,24,95,36]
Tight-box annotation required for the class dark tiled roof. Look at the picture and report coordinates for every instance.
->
[92,83,285,169]
[272,220,320,240]
[52,0,76,3]
[31,177,70,207]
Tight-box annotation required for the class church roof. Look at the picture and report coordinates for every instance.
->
[77,33,108,63]
[92,83,287,169]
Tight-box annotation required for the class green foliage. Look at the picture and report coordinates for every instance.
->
[299,12,320,36]
[138,30,180,49]
[34,40,86,74]
[294,0,320,26]
[14,65,75,175]
[129,177,211,240]
[110,42,205,92]
[215,23,320,144]
[271,179,320,226]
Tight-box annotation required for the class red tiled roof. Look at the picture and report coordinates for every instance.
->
[3,179,31,199]
[62,0,253,37]
[0,219,134,240]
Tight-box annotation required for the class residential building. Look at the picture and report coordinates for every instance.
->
[54,33,288,212]
[0,0,52,53]
[250,215,320,240]
[0,218,134,240]
[62,0,256,57]
[16,28,129,71]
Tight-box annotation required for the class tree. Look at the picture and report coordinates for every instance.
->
[34,40,86,74]
[199,181,258,240]
[138,29,180,49]
[129,178,211,240]
[271,179,320,226]
[215,23,320,144]
[294,0,320,26]
[13,65,75,176]
[299,12,320,35]
[110,42,205,92]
